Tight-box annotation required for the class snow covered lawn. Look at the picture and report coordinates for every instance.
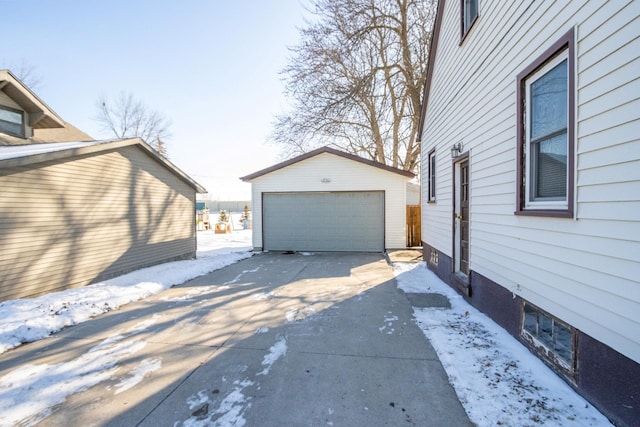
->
[0,233,612,426]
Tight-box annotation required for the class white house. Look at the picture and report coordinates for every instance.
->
[417,1,639,425]
[240,146,414,252]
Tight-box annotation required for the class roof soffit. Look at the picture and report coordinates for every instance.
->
[0,70,65,129]
[240,146,415,182]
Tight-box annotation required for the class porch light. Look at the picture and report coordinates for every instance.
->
[451,142,463,158]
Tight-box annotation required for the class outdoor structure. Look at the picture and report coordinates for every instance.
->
[241,146,414,252]
[417,2,639,425]
[0,69,206,302]
[196,201,211,231]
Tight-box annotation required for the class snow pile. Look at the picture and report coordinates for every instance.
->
[0,230,253,355]
[393,262,612,427]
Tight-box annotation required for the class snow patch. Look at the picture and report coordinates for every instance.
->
[181,379,255,427]
[114,358,162,395]
[0,318,154,426]
[0,232,252,355]
[393,262,612,427]
[257,336,288,376]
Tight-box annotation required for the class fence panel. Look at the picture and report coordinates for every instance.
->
[406,205,421,248]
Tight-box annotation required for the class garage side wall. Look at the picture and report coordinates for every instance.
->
[249,153,408,251]
[0,145,196,301]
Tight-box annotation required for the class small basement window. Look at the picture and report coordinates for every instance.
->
[0,105,25,137]
[522,302,575,372]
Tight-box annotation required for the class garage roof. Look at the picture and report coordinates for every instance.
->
[240,146,415,181]
[0,137,207,193]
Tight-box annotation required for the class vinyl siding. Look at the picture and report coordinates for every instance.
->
[0,145,196,301]
[421,0,640,362]
[249,152,408,250]
[0,91,22,110]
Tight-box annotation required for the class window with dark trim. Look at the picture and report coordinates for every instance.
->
[516,29,575,218]
[428,148,436,202]
[460,0,478,41]
[0,105,25,137]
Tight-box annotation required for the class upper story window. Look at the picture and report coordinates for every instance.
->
[461,0,479,41]
[516,29,575,218]
[428,149,436,202]
[0,105,25,137]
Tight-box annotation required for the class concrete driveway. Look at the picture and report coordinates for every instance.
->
[0,252,471,426]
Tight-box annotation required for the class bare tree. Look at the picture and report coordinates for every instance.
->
[2,59,43,91]
[270,0,436,173]
[95,92,171,157]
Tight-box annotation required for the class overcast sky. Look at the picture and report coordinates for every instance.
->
[2,0,309,200]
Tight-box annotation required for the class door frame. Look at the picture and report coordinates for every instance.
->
[451,152,471,295]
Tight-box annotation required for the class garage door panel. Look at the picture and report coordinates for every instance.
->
[263,192,384,252]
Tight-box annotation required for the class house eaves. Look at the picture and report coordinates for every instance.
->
[240,146,415,182]
[0,137,207,193]
[0,69,65,129]
[416,0,446,143]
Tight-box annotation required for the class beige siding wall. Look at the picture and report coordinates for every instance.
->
[0,91,22,110]
[0,145,196,301]
[421,1,640,362]
[250,153,408,250]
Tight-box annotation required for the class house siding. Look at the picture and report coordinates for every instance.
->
[421,1,639,425]
[0,145,196,301]
[0,91,21,110]
[250,152,408,250]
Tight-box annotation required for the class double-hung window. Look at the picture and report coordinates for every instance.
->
[516,29,574,217]
[0,105,25,137]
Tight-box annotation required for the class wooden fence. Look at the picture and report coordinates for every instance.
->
[406,205,422,248]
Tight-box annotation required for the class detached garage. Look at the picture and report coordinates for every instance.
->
[240,147,414,252]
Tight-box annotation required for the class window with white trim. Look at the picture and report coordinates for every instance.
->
[525,52,569,210]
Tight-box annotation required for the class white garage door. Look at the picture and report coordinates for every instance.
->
[263,191,384,252]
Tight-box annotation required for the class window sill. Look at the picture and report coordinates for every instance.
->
[514,209,573,218]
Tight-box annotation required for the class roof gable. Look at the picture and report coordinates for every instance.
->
[240,146,415,181]
[0,70,65,130]
[0,138,207,193]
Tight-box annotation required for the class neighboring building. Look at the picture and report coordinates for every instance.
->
[406,182,421,205]
[417,2,639,426]
[241,146,414,252]
[196,201,211,231]
[0,70,206,301]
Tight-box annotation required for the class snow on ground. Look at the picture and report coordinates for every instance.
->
[0,229,252,355]
[393,262,612,427]
[0,315,160,426]
[0,234,614,426]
